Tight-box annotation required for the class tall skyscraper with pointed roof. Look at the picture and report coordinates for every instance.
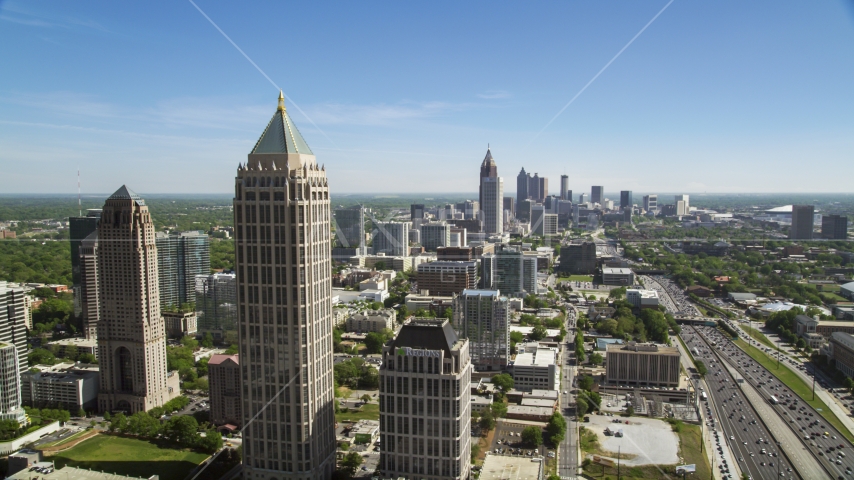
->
[479,148,503,234]
[234,92,336,479]
[478,147,497,208]
[97,186,175,413]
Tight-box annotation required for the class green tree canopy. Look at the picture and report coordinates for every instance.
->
[491,373,514,392]
[521,426,543,446]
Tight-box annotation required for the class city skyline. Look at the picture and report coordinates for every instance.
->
[2,1,853,194]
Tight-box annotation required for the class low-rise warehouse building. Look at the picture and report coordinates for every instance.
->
[480,454,544,480]
[505,405,554,422]
[345,309,396,333]
[602,267,634,286]
[20,362,99,411]
[626,289,659,309]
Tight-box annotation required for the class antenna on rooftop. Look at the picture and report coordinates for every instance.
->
[78,168,82,216]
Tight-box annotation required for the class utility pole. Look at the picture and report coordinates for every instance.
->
[617,444,621,479]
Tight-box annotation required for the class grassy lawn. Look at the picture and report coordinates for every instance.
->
[49,434,208,480]
[336,403,379,423]
[558,275,594,282]
[735,339,854,442]
[743,325,776,349]
[579,426,599,454]
[676,423,712,480]
[823,292,849,302]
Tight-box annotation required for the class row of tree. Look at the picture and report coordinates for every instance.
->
[108,411,222,453]
[334,357,379,390]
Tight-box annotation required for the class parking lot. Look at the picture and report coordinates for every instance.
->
[489,420,555,460]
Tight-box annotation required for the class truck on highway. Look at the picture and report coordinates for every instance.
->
[770,395,779,404]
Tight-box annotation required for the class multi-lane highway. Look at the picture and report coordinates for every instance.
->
[696,325,854,479]
[682,327,797,479]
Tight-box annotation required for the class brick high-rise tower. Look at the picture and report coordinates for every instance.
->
[97,186,174,413]
[234,92,336,479]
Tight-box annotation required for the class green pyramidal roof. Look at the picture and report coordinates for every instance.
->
[251,95,313,155]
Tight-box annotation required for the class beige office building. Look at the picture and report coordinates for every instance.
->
[605,342,680,387]
[97,186,176,414]
[379,319,472,480]
[234,93,336,479]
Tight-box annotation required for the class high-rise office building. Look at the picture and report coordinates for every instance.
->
[234,93,336,479]
[373,221,410,256]
[333,205,367,255]
[620,191,632,210]
[526,174,548,203]
[379,319,471,480]
[0,282,28,367]
[591,186,604,205]
[517,200,532,223]
[822,215,848,240]
[558,241,597,274]
[560,175,569,200]
[156,231,210,309]
[481,176,503,234]
[209,354,242,427]
[195,273,238,342]
[453,289,509,371]
[97,186,174,414]
[481,248,537,296]
[674,195,690,216]
[479,148,498,209]
[79,232,99,339]
[70,209,101,316]
[421,222,451,252]
[790,205,815,240]
[416,261,479,297]
[578,193,587,204]
[503,197,515,219]
[411,204,426,222]
[531,204,545,234]
[516,168,529,204]
[0,342,26,424]
[643,194,657,212]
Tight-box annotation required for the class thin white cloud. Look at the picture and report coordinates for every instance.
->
[0,3,110,32]
[0,91,270,133]
[0,14,53,27]
[304,101,469,126]
[477,90,511,100]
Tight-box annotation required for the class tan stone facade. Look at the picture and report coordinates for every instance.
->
[235,94,336,480]
[97,186,175,414]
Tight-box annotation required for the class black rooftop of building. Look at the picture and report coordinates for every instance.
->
[388,319,459,356]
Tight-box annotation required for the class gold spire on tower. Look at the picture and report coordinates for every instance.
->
[277,90,286,112]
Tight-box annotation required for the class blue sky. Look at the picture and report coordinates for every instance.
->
[1,1,853,195]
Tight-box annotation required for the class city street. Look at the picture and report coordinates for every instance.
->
[559,305,579,479]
